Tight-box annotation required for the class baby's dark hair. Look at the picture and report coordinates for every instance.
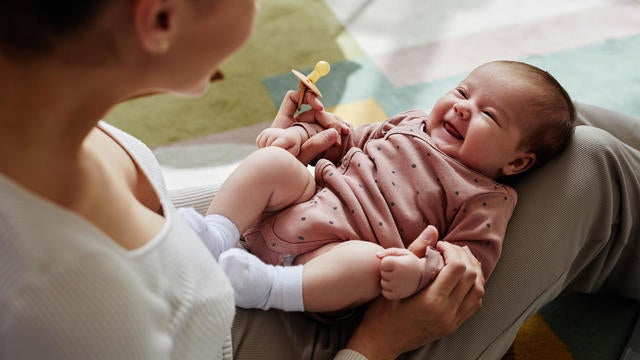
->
[0,1,109,60]
[499,61,576,170]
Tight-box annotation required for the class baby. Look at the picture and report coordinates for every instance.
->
[188,60,576,313]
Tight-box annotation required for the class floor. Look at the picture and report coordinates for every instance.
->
[153,0,640,190]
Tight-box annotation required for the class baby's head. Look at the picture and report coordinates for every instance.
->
[427,60,576,179]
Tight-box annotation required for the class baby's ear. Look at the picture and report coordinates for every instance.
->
[502,152,536,176]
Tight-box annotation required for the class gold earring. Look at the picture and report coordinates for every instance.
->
[160,40,170,53]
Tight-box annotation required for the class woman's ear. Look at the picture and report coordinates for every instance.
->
[502,152,536,176]
[132,0,176,54]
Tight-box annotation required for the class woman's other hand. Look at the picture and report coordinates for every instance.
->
[346,233,485,360]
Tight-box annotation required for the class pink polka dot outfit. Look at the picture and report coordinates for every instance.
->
[243,110,517,282]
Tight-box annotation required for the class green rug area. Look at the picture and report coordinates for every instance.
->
[540,291,640,360]
[505,291,640,360]
[105,0,363,147]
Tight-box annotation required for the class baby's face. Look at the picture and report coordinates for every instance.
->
[426,63,537,179]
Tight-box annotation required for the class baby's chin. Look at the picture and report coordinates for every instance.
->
[431,139,458,159]
[430,131,461,154]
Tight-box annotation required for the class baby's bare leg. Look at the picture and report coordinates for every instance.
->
[221,240,386,312]
[295,240,385,313]
[207,147,315,233]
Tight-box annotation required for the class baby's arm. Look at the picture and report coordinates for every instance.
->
[379,191,515,300]
[379,188,514,300]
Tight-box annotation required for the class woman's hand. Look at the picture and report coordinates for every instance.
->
[346,231,485,360]
[270,90,349,165]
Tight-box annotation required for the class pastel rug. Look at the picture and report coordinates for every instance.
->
[105,0,640,358]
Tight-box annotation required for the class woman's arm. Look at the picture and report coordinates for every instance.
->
[344,241,484,360]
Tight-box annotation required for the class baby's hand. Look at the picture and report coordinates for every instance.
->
[256,128,288,148]
[377,248,426,300]
[256,127,306,156]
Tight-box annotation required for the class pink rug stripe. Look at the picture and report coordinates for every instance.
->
[372,4,640,87]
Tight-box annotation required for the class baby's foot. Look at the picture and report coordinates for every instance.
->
[378,248,425,300]
[219,248,273,308]
[219,248,303,311]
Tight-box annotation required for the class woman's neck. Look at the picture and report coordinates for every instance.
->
[0,57,128,204]
[3,61,119,148]
[0,1,147,150]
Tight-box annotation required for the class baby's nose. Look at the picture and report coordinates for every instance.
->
[453,102,471,120]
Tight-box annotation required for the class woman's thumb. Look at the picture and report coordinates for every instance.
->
[407,225,439,256]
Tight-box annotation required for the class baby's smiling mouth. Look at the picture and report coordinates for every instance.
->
[444,121,463,140]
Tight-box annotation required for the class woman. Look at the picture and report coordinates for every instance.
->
[0,1,483,359]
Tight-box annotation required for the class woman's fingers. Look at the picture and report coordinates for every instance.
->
[429,244,469,300]
[296,109,350,139]
[434,242,484,327]
[297,128,340,165]
[455,246,485,320]
[271,90,324,129]
[407,225,439,257]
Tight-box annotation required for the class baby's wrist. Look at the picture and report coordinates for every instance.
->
[291,124,311,142]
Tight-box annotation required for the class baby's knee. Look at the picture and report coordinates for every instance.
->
[246,147,301,179]
[249,146,295,164]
